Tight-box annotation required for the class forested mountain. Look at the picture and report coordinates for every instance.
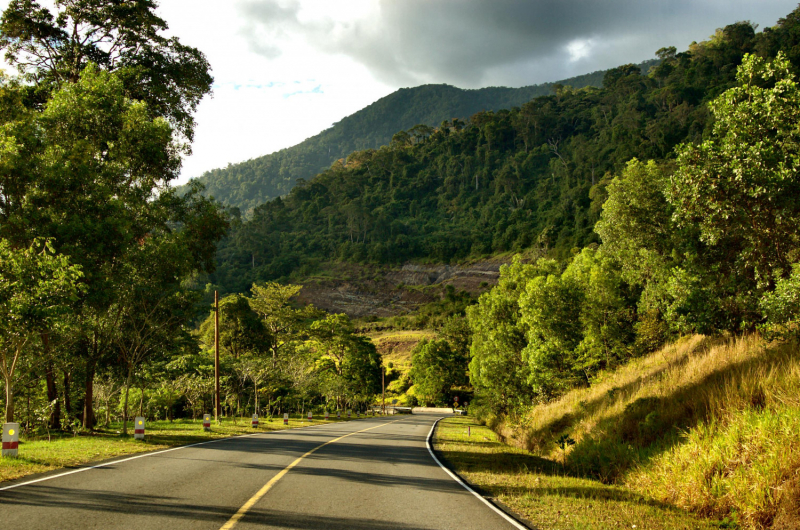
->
[210,16,800,294]
[184,63,656,213]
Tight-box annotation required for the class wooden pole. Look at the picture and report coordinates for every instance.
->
[214,290,220,423]
[381,365,385,415]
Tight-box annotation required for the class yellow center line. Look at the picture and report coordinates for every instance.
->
[219,417,407,530]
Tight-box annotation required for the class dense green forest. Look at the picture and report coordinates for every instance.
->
[0,0,382,433]
[182,63,657,214]
[211,19,796,295]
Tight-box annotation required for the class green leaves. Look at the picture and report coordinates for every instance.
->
[0,238,82,421]
[759,263,800,339]
[409,339,465,406]
[671,53,800,288]
[0,238,83,337]
[0,0,212,141]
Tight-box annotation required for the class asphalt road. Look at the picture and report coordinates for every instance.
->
[0,413,522,529]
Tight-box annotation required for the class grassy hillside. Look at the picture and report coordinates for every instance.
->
[474,334,800,529]
[183,63,656,214]
[434,416,719,529]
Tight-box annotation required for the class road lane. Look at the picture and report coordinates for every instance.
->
[0,414,521,530]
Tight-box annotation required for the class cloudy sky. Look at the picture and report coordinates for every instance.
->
[2,1,798,184]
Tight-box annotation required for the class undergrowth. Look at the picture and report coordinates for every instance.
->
[483,334,800,529]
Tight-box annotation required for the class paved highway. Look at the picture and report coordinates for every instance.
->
[0,413,523,529]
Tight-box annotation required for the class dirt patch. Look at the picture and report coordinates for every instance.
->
[386,261,502,292]
[376,339,417,362]
[295,260,505,318]
[297,279,433,317]
[773,476,800,530]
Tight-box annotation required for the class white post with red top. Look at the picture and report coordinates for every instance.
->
[324,410,329,420]
[134,417,145,440]
[2,423,19,457]
[251,414,259,428]
[203,414,211,431]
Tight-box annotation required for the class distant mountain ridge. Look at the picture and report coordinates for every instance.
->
[183,61,657,213]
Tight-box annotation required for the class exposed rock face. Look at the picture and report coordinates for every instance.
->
[386,262,502,292]
[297,279,432,318]
[295,260,504,317]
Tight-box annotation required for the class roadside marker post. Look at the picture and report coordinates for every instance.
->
[2,423,19,457]
[347,410,351,418]
[283,413,288,425]
[203,414,211,431]
[468,426,471,437]
[324,410,329,420]
[134,417,145,440]
[251,414,259,428]
[337,411,341,418]
[307,411,312,421]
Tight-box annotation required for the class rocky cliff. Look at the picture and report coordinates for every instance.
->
[295,260,504,317]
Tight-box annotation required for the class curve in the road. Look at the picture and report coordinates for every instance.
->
[0,414,524,529]
[220,417,407,530]
[426,418,528,530]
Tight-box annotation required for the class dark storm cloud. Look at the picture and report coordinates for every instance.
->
[237,0,800,87]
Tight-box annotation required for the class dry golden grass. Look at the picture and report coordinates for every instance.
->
[369,329,435,365]
[488,333,800,529]
[435,416,719,530]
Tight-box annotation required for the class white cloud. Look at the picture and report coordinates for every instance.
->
[566,39,594,63]
[1,0,799,185]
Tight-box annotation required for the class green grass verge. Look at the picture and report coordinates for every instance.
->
[434,416,723,530]
[0,415,357,484]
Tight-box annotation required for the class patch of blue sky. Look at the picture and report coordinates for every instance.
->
[283,85,324,98]
[212,81,284,90]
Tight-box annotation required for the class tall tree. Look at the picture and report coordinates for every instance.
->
[409,339,466,406]
[671,53,800,292]
[0,0,212,141]
[0,239,82,422]
[248,283,311,368]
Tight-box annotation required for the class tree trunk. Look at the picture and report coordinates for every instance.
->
[4,375,13,423]
[83,361,97,429]
[122,365,133,435]
[45,361,61,429]
[138,382,145,417]
[42,333,62,429]
[82,334,101,430]
[63,370,72,418]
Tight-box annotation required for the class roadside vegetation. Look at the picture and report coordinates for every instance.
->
[0,1,382,450]
[0,415,354,484]
[434,415,719,530]
[469,334,800,529]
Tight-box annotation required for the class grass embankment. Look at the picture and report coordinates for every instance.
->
[459,334,800,529]
[369,329,434,406]
[0,415,353,484]
[435,416,718,529]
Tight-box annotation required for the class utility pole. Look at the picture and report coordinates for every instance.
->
[381,365,385,415]
[214,290,220,423]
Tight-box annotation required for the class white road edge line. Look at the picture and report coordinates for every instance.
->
[0,419,368,493]
[426,417,528,530]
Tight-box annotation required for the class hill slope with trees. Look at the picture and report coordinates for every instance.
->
[210,18,800,295]
[183,63,656,213]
